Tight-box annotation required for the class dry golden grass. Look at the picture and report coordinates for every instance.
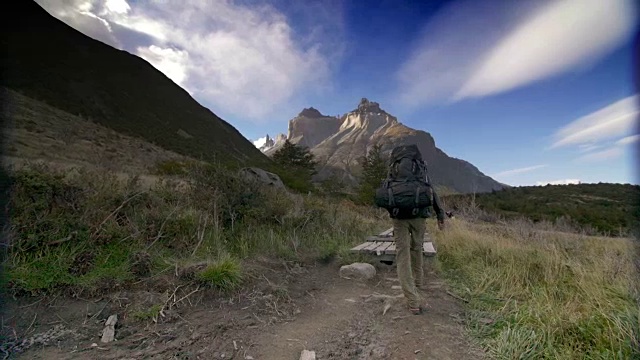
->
[433,218,639,359]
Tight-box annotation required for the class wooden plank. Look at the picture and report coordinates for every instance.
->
[351,242,375,251]
[372,242,391,253]
[423,242,437,256]
[385,243,396,255]
[374,242,392,255]
[376,242,436,256]
[366,236,396,242]
[363,242,384,252]
[379,227,394,237]
[369,230,433,242]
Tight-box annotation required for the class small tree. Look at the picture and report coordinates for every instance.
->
[272,140,318,192]
[357,144,388,205]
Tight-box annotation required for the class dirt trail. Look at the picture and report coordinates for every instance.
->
[3,259,485,359]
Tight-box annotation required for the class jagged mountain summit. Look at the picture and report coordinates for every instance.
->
[253,133,287,153]
[258,98,504,194]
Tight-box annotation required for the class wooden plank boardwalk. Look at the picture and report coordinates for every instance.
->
[350,227,437,263]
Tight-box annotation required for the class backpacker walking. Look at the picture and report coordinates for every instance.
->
[374,144,446,314]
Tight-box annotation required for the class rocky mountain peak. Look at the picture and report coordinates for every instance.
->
[339,98,398,131]
[298,107,324,118]
[282,108,343,150]
[356,98,382,114]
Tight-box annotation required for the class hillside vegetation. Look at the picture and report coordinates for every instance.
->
[444,183,640,237]
[4,163,385,297]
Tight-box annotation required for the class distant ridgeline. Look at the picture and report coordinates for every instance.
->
[443,183,640,237]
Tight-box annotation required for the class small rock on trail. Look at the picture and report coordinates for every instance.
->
[299,349,316,359]
[339,262,376,280]
[100,314,118,343]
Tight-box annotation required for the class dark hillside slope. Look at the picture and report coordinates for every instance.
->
[1,0,269,168]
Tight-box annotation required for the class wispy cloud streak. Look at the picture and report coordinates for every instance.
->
[395,0,637,107]
[551,95,639,149]
[494,164,547,178]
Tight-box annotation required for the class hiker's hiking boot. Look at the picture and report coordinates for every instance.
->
[409,302,429,315]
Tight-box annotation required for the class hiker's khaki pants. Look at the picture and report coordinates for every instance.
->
[392,217,425,308]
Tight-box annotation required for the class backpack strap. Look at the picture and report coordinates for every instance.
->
[387,187,395,207]
[411,185,421,216]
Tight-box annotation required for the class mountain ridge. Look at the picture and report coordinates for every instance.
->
[258,98,505,194]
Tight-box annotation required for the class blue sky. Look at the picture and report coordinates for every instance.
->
[36,0,640,186]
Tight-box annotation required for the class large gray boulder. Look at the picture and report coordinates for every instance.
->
[238,167,285,189]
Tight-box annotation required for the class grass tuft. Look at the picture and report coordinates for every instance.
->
[196,257,243,291]
[132,304,163,322]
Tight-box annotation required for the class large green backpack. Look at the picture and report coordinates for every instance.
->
[374,145,433,217]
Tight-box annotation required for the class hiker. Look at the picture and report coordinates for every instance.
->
[374,144,446,315]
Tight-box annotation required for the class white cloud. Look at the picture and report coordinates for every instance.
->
[551,95,639,149]
[546,94,639,163]
[536,179,581,186]
[577,147,624,162]
[35,0,344,121]
[577,143,603,153]
[108,11,169,41]
[37,0,121,47]
[104,0,129,14]
[494,164,547,178]
[253,136,267,148]
[616,134,640,146]
[455,0,637,100]
[137,45,189,87]
[395,0,637,107]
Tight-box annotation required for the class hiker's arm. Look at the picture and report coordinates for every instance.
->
[432,191,445,223]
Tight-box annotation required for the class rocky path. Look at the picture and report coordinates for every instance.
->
[3,258,485,359]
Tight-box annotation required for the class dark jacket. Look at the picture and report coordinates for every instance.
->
[390,189,445,221]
